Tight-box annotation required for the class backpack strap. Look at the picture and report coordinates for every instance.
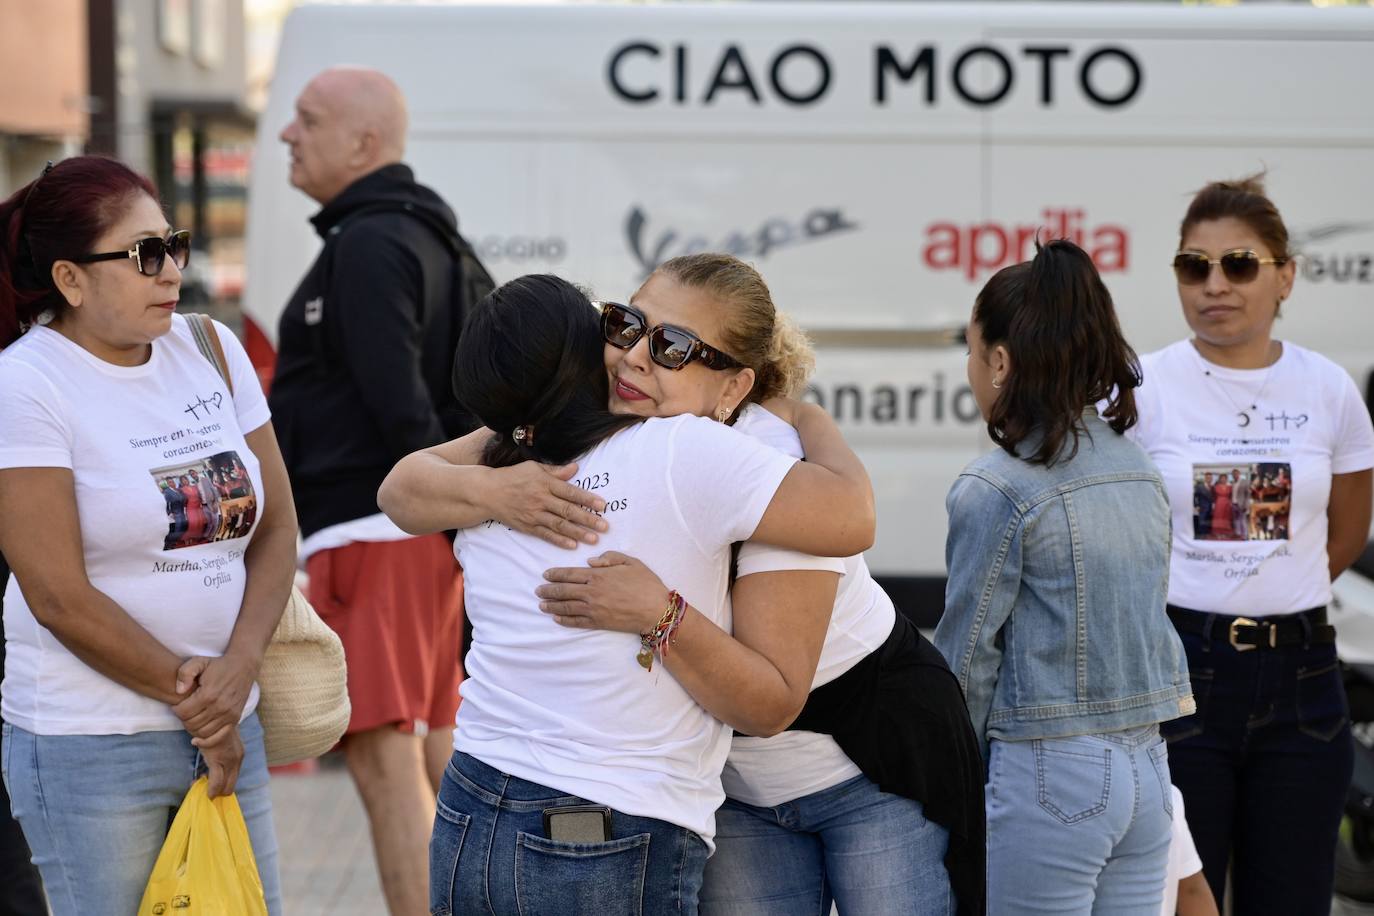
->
[186,313,235,397]
[309,201,489,374]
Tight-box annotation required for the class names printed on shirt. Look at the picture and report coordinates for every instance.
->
[1184,543,1292,579]
[151,547,244,589]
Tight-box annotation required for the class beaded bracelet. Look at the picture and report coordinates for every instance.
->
[636,589,687,672]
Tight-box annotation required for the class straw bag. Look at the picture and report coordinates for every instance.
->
[186,313,350,766]
[255,583,350,765]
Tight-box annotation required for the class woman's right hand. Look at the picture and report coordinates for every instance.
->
[194,723,244,798]
[487,461,609,549]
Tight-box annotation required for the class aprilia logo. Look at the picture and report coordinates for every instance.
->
[923,208,1129,281]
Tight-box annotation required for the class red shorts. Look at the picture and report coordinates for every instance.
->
[306,534,464,737]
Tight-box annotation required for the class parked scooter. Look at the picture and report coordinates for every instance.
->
[1333,545,1374,904]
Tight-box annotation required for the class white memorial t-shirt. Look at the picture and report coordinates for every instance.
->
[1130,340,1374,616]
[452,414,797,847]
[720,406,897,808]
[0,315,270,734]
[1161,786,1204,916]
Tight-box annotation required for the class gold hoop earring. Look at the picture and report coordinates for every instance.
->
[717,407,730,423]
[992,378,1003,390]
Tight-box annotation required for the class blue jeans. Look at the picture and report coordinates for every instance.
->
[699,773,954,915]
[431,751,709,915]
[986,726,1171,915]
[1164,627,1352,915]
[1,713,282,916]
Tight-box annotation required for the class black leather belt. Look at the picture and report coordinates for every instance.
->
[1166,604,1334,651]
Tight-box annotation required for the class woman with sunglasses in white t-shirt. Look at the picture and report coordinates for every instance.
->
[381,272,875,915]
[1129,175,1374,914]
[0,157,293,915]
[383,255,984,915]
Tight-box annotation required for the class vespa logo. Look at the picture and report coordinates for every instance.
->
[625,205,859,278]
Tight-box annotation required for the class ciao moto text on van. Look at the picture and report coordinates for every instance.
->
[607,41,1143,108]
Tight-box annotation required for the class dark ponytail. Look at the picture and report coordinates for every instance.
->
[452,274,640,468]
[0,156,160,347]
[975,239,1141,465]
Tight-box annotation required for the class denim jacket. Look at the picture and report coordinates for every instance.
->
[934,413,1194,758]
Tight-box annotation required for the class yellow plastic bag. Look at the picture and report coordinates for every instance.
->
[138,776,269,915]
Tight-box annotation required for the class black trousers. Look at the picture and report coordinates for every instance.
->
[1164,617,1352,915]
[0,553,47,915]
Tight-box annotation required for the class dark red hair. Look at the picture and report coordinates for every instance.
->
[0,156,159,346]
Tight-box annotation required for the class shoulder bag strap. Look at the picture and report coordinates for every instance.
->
[186,313,235,398]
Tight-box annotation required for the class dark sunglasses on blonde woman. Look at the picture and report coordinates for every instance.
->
[1171,248,1287,286]
[71,230,192,277]
[596,300,743,371]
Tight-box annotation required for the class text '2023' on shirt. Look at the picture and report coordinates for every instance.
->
[0,315,270,735]
[452,414,797,849]
[1130,340,1374,617]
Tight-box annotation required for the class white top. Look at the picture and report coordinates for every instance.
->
[299,512,413,566]
[719,406,896,808]
[1130,340,1374,617]
[452,414,797,848]
[1162,785,1204,916]
[0,316,270,735]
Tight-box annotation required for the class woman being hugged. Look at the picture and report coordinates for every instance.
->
[549,256,982,915]
[0,157,295,915]
[390,273,873,915]
[934,240,1193,914]
[1133,175,1374,914]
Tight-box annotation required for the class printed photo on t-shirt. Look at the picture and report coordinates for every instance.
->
[1191,462,1291,542]
[150,450,257,551]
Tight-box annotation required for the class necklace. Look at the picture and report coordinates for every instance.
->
[1198,343,1280,430]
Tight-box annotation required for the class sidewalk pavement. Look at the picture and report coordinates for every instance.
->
[269,755,385,915]
[268,757,1374,916]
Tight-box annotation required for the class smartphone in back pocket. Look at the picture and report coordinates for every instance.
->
[542,804,613,843]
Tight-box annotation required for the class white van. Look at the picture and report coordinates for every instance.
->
[245,2,1374,624]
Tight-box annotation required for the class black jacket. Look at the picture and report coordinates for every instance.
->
[269,164,469,538]
[788,614,987,916]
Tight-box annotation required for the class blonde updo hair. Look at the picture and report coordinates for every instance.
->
[650,253,815,410]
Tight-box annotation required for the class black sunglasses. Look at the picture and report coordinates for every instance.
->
[71,230,191,277]
[1172,249,1286,287]
[596,301,744,371]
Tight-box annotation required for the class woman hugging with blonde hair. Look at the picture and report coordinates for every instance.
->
[383,253,985,915]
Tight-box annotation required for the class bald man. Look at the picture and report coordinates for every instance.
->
[269,67,480,916]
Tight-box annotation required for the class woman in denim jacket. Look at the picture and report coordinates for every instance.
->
[935,240,1193,914]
